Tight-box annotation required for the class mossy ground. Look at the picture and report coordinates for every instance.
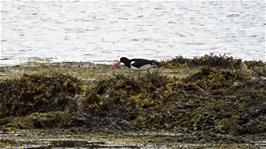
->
[0,54,265,147]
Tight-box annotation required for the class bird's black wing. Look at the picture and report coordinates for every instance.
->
[130,59,152,68]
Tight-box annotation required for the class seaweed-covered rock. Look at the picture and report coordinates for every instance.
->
[192,101,240,134]
[0,56,265,137]
[81,71,204,130]
[162,53,243,69]
[0,73,81,118]
[81,66,266,134]
[81,72,170,130]
[2,112,71,129]
[182,67,250,90]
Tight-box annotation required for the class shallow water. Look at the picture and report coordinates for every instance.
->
[1,1,265,66]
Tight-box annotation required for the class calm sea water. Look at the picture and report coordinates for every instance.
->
[1,0,265,66]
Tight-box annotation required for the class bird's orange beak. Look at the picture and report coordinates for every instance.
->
[111,60,121,69]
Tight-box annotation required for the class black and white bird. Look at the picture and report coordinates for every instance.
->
[119,57,160,70]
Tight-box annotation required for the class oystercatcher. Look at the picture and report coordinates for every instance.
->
[119,57,160,70]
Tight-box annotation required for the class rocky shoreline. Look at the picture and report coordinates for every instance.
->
[0,54,265,148]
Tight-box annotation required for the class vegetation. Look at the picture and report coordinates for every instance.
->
[0,73,80,118]
[81,67,266,135]
[0,54,265,146]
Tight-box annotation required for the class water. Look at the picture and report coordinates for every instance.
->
[1,0,265,66]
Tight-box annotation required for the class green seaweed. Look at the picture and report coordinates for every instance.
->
[0,54,265,138]
[0,73,81,118]
[3,111,71,129]
[161,53,243,69]
[81,65,265,134]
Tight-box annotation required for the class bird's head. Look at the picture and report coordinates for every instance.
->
[120,57,130,64]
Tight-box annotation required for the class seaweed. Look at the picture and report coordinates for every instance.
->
[2,112,71,129]
[0,55,265,138]
[81,65,266,134]
[0,73,81,118]
[162,53,244,69]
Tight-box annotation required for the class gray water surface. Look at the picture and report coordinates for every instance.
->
[1,1,265,66]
